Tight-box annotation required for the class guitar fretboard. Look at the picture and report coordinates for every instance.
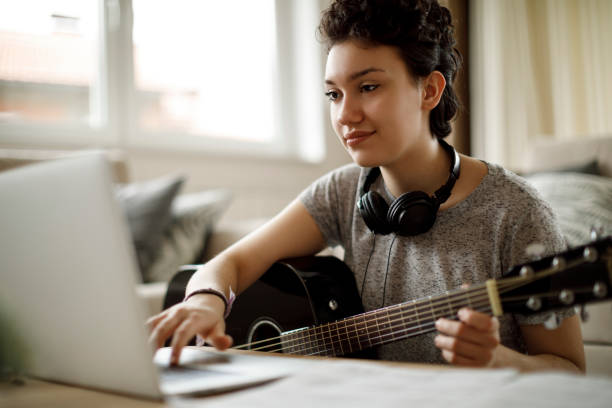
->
[279,283,493,357]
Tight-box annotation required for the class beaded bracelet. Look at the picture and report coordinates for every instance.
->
[183,288,235,319]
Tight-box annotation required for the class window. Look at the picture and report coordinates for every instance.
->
[0,0,325,162]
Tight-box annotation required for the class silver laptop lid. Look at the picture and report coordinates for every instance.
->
[0,153,162,399]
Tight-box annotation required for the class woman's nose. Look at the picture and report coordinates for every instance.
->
[336,96,363,126]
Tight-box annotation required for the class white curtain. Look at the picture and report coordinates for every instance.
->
[470,0,612,170]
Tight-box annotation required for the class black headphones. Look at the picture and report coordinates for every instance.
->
[357,138,460,236]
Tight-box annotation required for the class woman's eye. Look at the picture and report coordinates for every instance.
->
[325,90,339,101]
[361,84,379,93]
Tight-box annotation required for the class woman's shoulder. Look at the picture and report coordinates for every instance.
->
[314,163,365,188]
[481,161,549,205]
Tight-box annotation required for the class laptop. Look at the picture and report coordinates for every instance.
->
[0,153,297,399]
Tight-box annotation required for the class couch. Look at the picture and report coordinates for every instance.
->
[1,142,611,377]
[518,136,612,377]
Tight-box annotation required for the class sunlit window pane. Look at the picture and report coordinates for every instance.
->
[132,0,277,143]
[0,0,100,127]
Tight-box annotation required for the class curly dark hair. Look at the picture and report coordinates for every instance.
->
[319,0,462,139]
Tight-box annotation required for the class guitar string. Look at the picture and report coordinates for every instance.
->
[233,276,541,354]
[256,301,495,355]
[292,284,565,357]
[232,284,489,350]
[234,286,496,352]
[233,280,516,352]
[303,305,495,357]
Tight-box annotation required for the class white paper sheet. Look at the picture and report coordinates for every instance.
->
[166,357,612,408]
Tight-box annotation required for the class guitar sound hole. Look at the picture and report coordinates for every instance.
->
[247,318,283,353]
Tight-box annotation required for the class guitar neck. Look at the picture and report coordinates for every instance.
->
[280,282,494,357]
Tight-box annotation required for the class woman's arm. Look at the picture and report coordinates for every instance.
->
[434,309,585,373]
[147,199,327,364]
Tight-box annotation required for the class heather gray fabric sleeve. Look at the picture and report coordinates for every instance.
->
[298,164,361,249]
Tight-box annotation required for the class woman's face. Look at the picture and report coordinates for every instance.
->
[324,40,429,168]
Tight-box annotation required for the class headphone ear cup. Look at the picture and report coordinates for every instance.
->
[358,191,393,235]
[387,192,438,236]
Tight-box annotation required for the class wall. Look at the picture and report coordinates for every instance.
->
[125,126,351,223]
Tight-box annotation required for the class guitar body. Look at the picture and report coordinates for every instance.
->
[163,256,375,358]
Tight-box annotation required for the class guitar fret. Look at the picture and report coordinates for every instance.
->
[398,304,408,335]
[350,317,362,352]
[385,308,395,342]
[343,319,355,353]
[428,295,436,323]
[315,326,328,353]
[412,299,423,334]
[318,324,331,356]
[445,291,454,318]
[357,314,370,349]
[331,321,343,355]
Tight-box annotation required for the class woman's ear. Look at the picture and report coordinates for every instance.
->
[421,71,446,111]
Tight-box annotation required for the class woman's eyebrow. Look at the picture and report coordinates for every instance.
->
[325,67,385,85]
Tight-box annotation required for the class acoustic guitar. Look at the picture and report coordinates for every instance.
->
[163,237,611,358]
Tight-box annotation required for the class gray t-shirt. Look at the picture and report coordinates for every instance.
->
[299,161,571,364]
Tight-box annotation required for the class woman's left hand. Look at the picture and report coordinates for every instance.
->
[434,308,501,367]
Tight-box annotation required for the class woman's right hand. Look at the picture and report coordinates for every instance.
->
[146,294,233,365]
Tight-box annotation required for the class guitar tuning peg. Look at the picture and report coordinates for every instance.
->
[579,305,589,322]
[558,289,574,305]
[525,242,546,259]
[590,225,604,241]
[543,313,561,330]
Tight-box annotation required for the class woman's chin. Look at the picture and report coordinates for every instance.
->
[351,155,381,168]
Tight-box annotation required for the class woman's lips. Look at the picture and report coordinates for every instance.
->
[344,130,375,147]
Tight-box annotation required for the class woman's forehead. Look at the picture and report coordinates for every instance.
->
[325,40,407,83]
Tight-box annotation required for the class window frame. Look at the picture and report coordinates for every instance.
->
[0,0,326,163]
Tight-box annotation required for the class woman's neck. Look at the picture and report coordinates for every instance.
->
[379,137,452,198]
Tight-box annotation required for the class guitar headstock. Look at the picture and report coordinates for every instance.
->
[498,237,612,316]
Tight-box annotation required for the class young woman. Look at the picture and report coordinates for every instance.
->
[147,0,585,372]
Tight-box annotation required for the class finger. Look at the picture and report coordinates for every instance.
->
[440,349,482,367]
[435,318,499,348]
[460,283,471,289]
[169,317,201,365]
[457,308,499,333]
[145,311,168,330]
[435,334,494,364]
[206,322,233,350]
[149,310,185,349]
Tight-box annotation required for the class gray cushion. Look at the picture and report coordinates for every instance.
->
[143,189,232,283]
[521,159,601,177]
[525,172,612,247]
[115,175,185,279]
